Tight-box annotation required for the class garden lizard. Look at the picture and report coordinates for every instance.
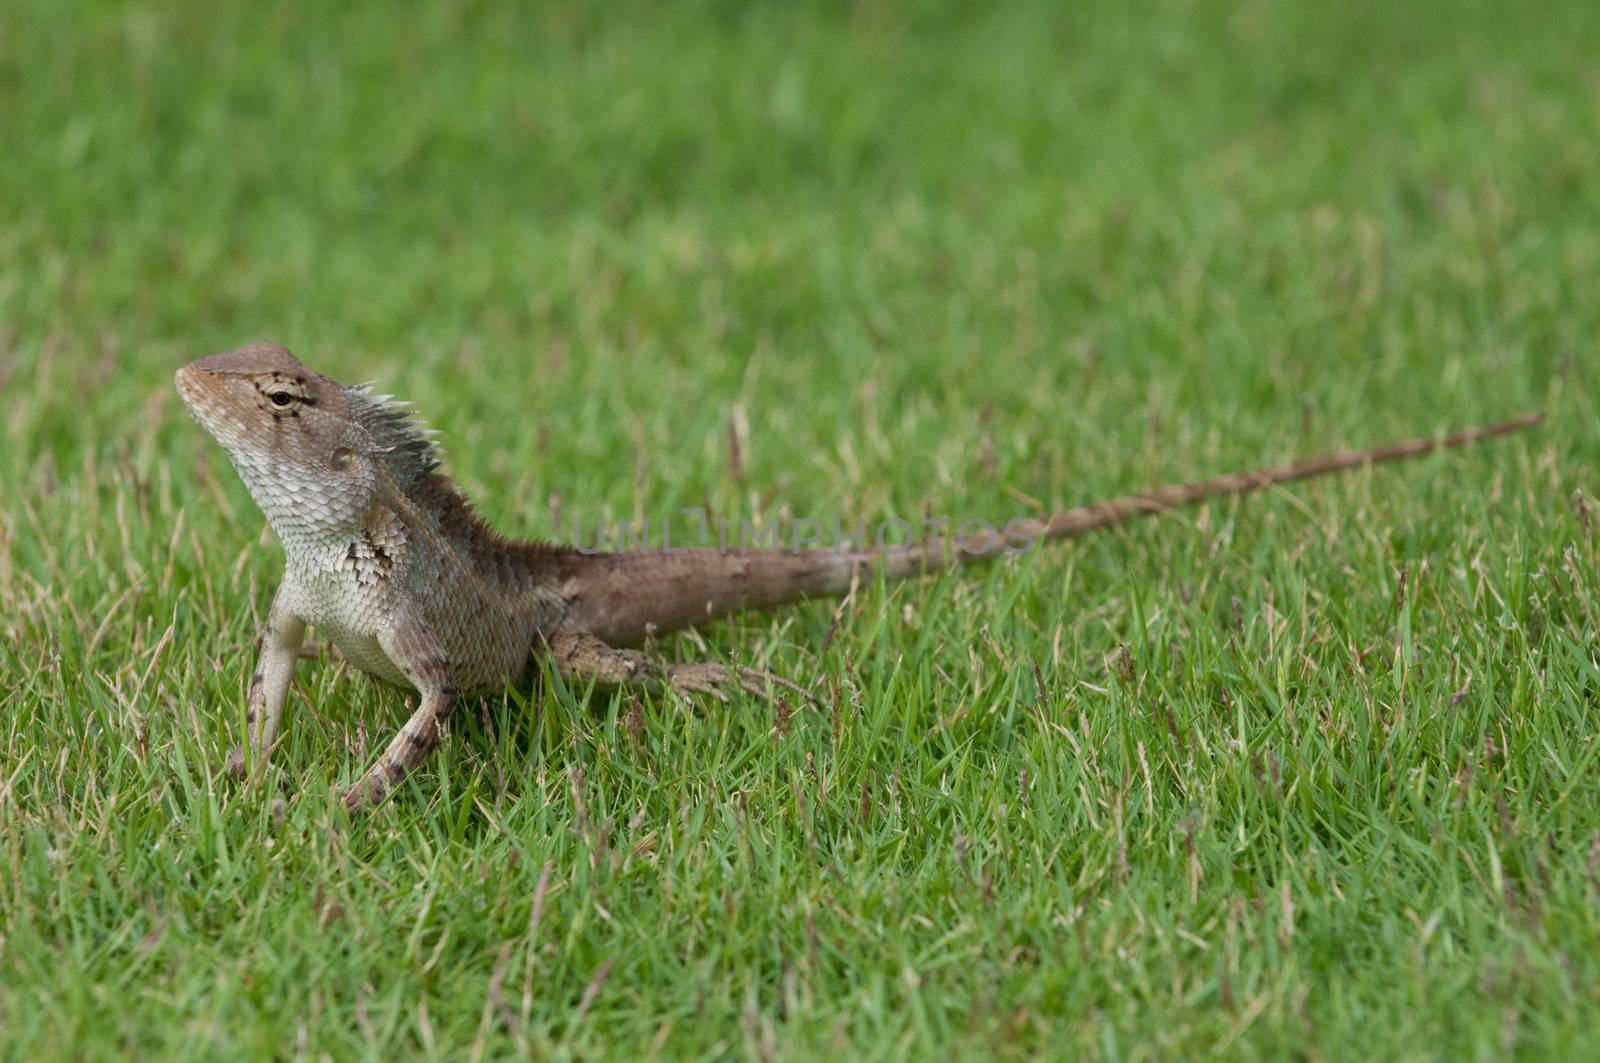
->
[175,343,1540,812]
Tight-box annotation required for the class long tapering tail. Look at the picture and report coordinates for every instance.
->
[559,412,1542,645]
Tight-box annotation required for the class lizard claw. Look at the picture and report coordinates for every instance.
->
[225,746,248,781]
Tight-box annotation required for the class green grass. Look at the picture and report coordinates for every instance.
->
[3,0,1600,1057]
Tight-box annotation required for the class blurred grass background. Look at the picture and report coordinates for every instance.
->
[2,0,1599,1057]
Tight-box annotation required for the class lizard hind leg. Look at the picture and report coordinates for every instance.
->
[545,630,813,705]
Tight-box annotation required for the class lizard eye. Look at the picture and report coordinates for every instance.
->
[268,391,294,407]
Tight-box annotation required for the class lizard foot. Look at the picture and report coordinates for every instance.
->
[225,746,248,781]
[341,774,388,816]
[666,661,815,704]
[548,630,815,704]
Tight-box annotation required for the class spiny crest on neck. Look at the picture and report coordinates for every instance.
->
[345,383,442,487]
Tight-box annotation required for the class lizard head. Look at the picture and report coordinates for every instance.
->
[176,343,440,539]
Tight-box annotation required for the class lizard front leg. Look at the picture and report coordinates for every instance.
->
[343,598,457,814]
[546,630,812,703]
[226,585,307,780]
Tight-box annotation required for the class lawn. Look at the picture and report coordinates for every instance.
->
[3,0,1600,1057]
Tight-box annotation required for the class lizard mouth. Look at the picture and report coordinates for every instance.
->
[173,367,206,413]
[173,364,202,402]
[173,365,231,438]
